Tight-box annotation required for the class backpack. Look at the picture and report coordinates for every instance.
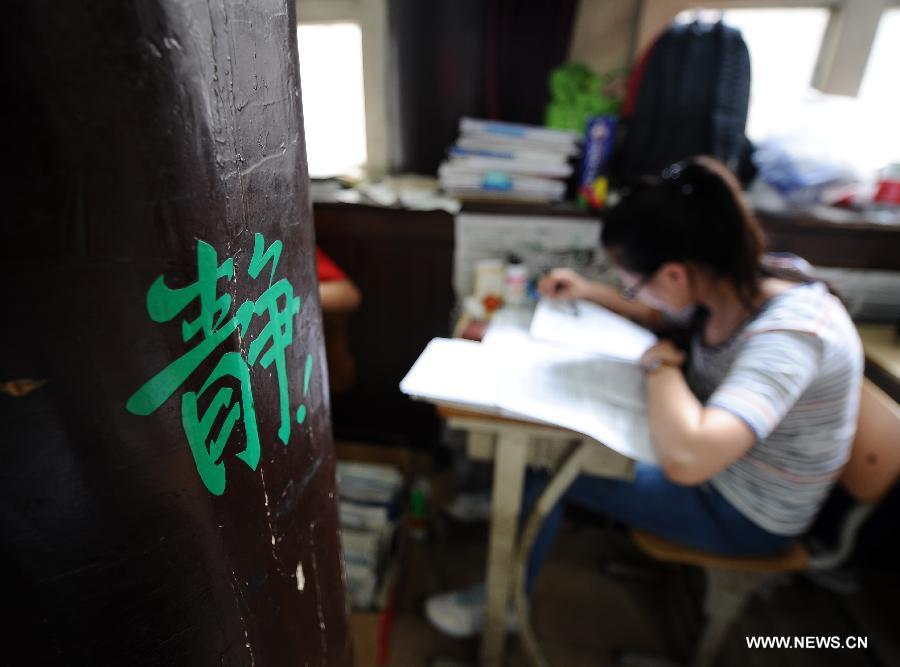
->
[609,20,755,187]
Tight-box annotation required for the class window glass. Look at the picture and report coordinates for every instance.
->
[674,8,900,176]
[297,23,368,178]
[856,8,900,172]
[675,8,830,142]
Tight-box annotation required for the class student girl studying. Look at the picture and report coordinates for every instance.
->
[426,156,864,638]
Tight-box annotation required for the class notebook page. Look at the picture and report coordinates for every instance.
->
[496,337,657,463]
[530,298,657,363]
[399,338,503,412]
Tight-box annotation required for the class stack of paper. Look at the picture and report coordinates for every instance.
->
[438,118,580,202]
[336,461,404,609]
[337,461,404,504]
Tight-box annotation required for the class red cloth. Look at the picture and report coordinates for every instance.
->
[316,247,346,282]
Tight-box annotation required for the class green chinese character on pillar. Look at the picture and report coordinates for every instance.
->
[126,234,313,496]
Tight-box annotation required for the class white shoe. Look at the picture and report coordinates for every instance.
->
[444,491,492,523]
[425,584,518,639]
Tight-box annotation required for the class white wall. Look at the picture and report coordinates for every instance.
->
[568,0,642,75]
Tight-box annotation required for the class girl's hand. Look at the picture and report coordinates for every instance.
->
[537,267,589,301]
[640,340,686,373]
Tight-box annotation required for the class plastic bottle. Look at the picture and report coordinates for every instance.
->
[504,254,528,306]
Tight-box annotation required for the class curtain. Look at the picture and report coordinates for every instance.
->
[388,0,578,174]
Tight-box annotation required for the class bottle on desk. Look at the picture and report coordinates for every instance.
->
[504,253,528,307]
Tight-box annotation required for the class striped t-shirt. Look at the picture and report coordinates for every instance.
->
[686,281,863,536]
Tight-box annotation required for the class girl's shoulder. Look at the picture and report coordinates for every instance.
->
[760,277,800,300]
[746,280,852,343]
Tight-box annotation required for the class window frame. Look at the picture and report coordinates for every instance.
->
[295,0,389,177]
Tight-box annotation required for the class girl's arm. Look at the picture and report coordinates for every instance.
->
[319,278,362,314]
[640,341,756,485]
[641,329,823,485]
[537,267,666,332]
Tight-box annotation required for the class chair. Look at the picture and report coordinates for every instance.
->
[629,378,900,667]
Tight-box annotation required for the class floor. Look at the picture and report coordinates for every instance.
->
[384,510,900,667]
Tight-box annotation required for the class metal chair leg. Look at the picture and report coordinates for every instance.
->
[691,569,768,667]
[513,441,593,667]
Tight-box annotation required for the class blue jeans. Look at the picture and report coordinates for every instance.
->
[523,463,793,592]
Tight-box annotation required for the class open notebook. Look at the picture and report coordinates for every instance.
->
[529,298,657,362]
[400,328,658,464]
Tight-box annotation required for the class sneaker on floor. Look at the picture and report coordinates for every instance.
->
[444,490,492,523]
[425,584,518,639]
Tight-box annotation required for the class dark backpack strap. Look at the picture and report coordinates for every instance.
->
[711,22,751,171]
[610,19,754,187]
[614,28,673,186]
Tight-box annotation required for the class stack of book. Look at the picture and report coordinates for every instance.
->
[336,461,405,609]
[438,117,581,203]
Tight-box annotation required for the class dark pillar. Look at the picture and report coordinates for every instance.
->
[1,1,351,664]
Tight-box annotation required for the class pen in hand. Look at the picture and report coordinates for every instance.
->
[538,267,581,316]
[553,280,580,317]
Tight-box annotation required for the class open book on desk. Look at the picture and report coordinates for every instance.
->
[530,298,657,363]
[400,336,657,464]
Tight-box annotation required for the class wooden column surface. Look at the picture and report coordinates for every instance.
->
[2,2,350,664]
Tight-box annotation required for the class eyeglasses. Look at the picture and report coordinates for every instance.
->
[620,269,658,301]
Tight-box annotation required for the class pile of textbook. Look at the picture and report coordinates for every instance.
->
[337,461,405,609]
[438,117,581,202]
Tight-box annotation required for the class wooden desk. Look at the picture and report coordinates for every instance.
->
[438,406,634,667]
[858,323,900,403]
[755,209,900,272]
[313,202,455,448]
